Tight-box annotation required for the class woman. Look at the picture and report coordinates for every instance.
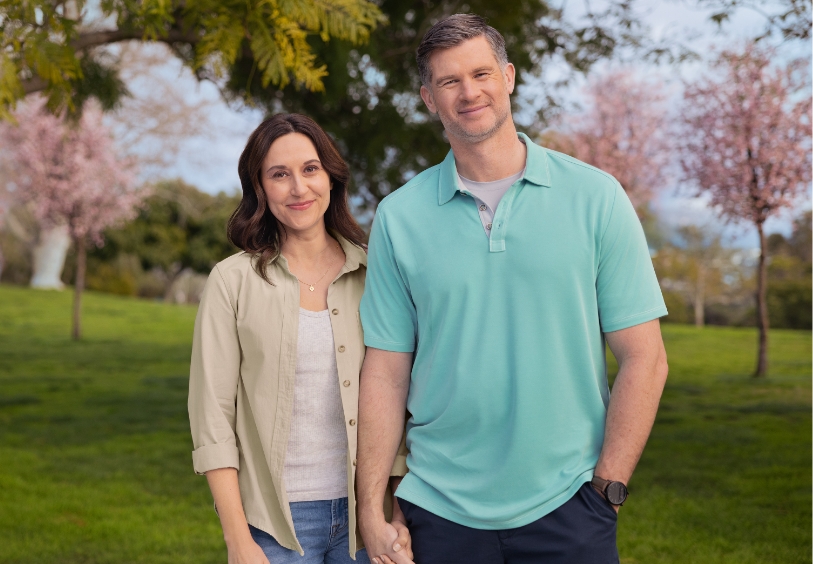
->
[189,114,410,564]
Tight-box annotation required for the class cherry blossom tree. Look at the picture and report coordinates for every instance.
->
[680,44,811,377]
[542,69,671,210]
[4,98,144,339]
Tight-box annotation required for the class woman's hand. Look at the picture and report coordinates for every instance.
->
[227,538,271,564]
[367,496,414,564]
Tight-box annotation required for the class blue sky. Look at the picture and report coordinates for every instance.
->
[120,0,811,248]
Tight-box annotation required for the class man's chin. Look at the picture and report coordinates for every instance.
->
[448,122,499,143]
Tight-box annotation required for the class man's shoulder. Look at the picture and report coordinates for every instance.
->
[376,165,442,216]
[539,145,621,193]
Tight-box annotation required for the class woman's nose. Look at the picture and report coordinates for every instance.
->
[290,173,308,195]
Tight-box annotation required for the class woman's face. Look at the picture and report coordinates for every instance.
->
[260,132,332,237]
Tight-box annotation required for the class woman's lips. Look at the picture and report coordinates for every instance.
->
[287,200,315,211]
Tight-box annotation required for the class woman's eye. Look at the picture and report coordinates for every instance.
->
[273,171,288,179]
[304,165,319,173]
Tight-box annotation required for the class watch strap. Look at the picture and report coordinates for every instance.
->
[591,475,627,505]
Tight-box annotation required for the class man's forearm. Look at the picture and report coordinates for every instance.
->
[597,321,668,484]
[357,349,412,519]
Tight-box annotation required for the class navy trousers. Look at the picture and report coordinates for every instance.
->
[398,483,619,564]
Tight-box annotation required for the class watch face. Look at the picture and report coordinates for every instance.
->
[606,482,628,505]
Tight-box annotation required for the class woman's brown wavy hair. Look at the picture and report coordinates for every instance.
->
[228,113,366,283]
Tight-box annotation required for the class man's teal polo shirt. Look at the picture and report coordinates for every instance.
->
[360,133,667,529]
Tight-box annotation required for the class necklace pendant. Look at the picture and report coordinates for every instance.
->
[309,285,315,292]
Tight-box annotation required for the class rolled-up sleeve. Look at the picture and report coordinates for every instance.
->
[189,265,242,475]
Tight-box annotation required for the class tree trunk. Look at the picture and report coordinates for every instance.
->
[754,222,769,377]
[31,224,71,289]
[694,264,706,327]
[72,237,86,341]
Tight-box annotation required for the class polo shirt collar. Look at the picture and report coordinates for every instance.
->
[438,132,552,206]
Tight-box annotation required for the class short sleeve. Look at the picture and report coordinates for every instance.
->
[360,209,418,352]
[596,183,668,333]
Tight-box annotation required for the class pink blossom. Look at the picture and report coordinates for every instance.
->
[2,98,146,247]
[544,69,671,209]
[680,45,811,226]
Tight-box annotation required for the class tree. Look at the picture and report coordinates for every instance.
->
[653,226,733,327]
[87,179,240,299]
[765,211,812,330]
[227,1,681,216]
[3,98,145,339]
[540,69,670,210]
[680,44,811,376]
[698,0,811,41]
[0,0,385,117]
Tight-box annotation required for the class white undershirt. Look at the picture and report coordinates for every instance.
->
[283,308,348,502]
[458,169,525,236]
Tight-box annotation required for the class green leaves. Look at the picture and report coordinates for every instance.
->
[0,0,385,115]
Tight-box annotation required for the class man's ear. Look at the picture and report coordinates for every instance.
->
[504,63,516,95]
[420,85,438,114]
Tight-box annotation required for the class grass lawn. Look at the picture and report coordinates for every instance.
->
[0,284,810,563]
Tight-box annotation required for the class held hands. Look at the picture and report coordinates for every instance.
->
[361,501,414,564]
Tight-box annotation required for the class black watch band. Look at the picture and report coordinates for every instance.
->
[591,475,628,505]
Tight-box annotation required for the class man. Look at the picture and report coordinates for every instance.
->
[357,14,669,564]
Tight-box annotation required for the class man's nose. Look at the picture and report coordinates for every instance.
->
[459,78,480,102]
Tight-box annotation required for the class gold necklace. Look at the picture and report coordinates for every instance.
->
[292,242,339,292]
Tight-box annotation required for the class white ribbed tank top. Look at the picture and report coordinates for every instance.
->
[283,308,348,502]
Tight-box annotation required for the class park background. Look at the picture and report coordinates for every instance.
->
[0,0,810,562]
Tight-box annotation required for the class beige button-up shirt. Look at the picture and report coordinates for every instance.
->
[188,236,407,557]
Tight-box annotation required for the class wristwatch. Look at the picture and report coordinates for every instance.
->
[591,475,628,506]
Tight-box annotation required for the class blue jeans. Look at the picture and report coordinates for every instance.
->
[249,497,370,564]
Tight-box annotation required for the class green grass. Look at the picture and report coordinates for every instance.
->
[0,284,810,563]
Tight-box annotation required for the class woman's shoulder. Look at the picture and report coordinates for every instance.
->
[213,251,255,275]
[206,252,260,297]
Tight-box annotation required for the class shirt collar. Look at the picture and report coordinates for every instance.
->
[264,233,366,286]
[438,132,552,206]
[336,233,368,271]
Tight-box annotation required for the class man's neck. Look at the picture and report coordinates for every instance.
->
[449,122,526,182]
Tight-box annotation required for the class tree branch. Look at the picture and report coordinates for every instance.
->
[22,27,202,95]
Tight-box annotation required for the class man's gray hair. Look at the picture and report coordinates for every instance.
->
[416,14,509,88]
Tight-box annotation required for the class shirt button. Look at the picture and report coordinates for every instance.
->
[353,459,357,466]
[332,308,339,315]
[486,223,492,230]
[479,204,487,211]
[338,345,346,352]
[349,419,356,426]
[343,380,351,387]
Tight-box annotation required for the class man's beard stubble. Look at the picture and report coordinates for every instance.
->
[439,101,511,144]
